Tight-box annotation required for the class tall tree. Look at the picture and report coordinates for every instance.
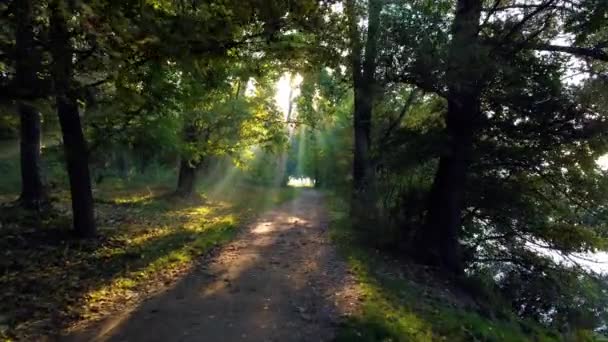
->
[15,0,45,209]
[386,0,608,275]
[414,0,483,274]
[347,0,383,225]
[49,0,96,237]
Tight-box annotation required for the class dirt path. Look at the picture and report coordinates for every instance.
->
[69,189,360,342]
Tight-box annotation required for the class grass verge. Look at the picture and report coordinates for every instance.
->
[326,193,564,342]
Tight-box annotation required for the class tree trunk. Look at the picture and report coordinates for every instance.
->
[15,0,45,209]
[19,103,45,208]
[176,122,201,197]
[415,0,483,275]
[352,86,373,193]
[50,0,96,238]
[176,158,199,197]
[347,0,382,225]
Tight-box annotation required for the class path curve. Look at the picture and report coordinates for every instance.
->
[70,189,360,342]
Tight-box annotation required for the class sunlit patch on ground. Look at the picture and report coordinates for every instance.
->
[287,176,315,187]
[67,189,356,342]
[251,221,275,234]
[0,183,301,340]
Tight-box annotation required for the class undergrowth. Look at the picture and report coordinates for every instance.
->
[326,193,573,342]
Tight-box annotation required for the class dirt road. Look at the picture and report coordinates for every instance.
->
[69,190,360,342]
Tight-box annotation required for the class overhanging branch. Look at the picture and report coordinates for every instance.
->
[529,43,608,62]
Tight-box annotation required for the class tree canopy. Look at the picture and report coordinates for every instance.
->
[1,0,607,339]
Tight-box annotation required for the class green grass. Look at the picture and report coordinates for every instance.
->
[0,177,300,341]
[326,193,563,342]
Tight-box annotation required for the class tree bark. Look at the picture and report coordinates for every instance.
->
[415,0,483,275]
[15,0,46,209]
[18,103,45,209]
[50,0,96,238]
[176,158,199,197]
[176,123,200,197]
[347,0,382,223]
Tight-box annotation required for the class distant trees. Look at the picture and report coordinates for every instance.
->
[1,0,335,230]
[174,70,285,197]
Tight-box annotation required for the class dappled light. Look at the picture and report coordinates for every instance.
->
[251,221,276,235]
[70,191,359,341]
[0,184,297,339]
[1,0,607,340]
[206,165,241,198]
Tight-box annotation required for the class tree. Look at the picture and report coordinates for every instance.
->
[15,0,45,209]
[49,0,96,237]
[173,62,286,196]
[331,0,608,329]
[346,0,383,227]
[413,0,484,274]
[377,0,608,275]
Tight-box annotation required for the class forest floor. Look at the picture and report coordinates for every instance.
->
[0,179,565,342]
[0,181,302,341]
[66,189,361,342]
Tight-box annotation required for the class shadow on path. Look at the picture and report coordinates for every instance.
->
[68,189,360,342]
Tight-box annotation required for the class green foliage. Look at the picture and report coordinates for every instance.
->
[327,193,563,342]
[323,0,608,334]
[285,68,353,188]
[0,112,18,139]
[0,0,607,338]
[178,67,286,166]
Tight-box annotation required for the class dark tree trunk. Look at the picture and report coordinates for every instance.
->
[15,0,45,209]
[14,0,38,93]
[352,86,373,193]
[55,98,97,238]
[50,0,96,238]
[414,0,483,275]
[176,122,201,197]
[176,158,199,197]
[418,98,477,274]
[19,103,45,208]
[347,0,382,224]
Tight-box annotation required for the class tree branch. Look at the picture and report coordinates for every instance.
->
[379,89,420,147]
[502,0,556,42]
[529,43,608,62]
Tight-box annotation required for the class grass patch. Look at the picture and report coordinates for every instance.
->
[326,193,562,342]
[0,182,300,340]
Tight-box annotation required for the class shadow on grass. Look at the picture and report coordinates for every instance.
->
[0,184,298,340]
[326,194,561,342]
[66,189,353,342]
